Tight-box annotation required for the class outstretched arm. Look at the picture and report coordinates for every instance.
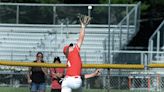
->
[77,15,91,48]
[84,69,101,79]
[77,23,85,48]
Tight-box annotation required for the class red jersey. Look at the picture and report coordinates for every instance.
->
[66,45,82,76]
[50,68,64,89]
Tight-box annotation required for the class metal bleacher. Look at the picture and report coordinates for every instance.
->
[0,27,48,61]
[0,24,135,64]
[0,2,140,65]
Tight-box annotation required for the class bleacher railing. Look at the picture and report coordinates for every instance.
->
[148,20,164,63]
[104,2,141,64]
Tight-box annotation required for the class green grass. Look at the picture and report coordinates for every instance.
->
[0,87,51,92]
[0,87,106,92]
[0,87,154,92]
[0,88,135,92]
[0,87,29,92]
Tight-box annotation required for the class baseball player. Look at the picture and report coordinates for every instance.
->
[61,15,91,92]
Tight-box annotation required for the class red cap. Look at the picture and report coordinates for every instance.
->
[63,45,69,54]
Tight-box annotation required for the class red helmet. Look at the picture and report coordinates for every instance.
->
[63,45,69,55]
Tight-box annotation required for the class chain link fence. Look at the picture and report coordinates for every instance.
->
[0,67,164,92]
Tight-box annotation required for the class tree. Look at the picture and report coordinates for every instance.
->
[0,0,63,3]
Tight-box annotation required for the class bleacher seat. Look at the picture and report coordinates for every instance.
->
[0,24,135,64]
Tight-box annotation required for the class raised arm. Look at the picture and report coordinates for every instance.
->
[77,15,91,48]
[77,23,85,48]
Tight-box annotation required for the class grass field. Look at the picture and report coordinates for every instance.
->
[0,87,153,92]
[0,87,127,92]
[0,87,107,92]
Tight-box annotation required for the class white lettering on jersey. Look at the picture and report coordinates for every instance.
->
[67,60,71,67]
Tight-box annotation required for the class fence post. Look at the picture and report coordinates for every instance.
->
[16,5,19,24]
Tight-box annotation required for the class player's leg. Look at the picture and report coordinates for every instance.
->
[61,78,72,92]
[72,87,83,92]
[66,77,82,89]
[61,77,82,92]
[61,86,71,92]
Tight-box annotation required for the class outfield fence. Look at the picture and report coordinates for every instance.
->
[1,50,164,92]
[1,68,164,92]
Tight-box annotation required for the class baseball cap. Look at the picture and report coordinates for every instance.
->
[63,45,69,55]
[63,43,74,55]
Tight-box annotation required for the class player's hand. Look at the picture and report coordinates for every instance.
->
[95,69,101,76]
[79,14,91,27]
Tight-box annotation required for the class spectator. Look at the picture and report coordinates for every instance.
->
[27,52,48,92]
[50,56,65,92]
